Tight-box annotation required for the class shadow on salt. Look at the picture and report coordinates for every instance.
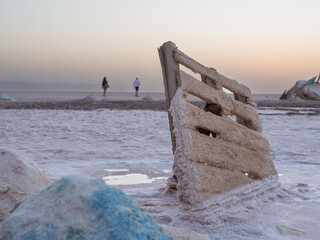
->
[103,169,167,185]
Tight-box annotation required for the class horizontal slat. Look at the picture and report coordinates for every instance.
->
[173,158,253,203]
[182,102,269,152]
[180,70,262,131]
[183,129,277,179]
[174,49,254,103]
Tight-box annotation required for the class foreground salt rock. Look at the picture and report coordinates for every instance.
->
[280,81,320,100]
[0,149,52,222]
[0,175,173,240]
[159,41,277,204]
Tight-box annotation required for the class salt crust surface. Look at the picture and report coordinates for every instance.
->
[0,109,319,239]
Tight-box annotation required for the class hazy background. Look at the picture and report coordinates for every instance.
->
[1,0,319,93]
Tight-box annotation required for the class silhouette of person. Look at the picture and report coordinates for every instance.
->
[133,77,141,96]
[102,77,109,97]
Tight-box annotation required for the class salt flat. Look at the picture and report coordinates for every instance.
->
[2,91,280,101]
[1,108,320,239]
[1,91,166,102]
[2,91,320,110]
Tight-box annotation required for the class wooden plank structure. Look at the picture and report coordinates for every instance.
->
[158,41,277,204]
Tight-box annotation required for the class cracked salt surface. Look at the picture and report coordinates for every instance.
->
[1,109,319,239]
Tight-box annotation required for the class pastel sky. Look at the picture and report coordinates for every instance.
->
[0,0,319,93]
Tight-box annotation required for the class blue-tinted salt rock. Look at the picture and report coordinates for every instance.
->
[0,175,172,240]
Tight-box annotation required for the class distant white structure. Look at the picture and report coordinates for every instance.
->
[0,92,15,101]
[158,41,277,204]
[280,76,320,100]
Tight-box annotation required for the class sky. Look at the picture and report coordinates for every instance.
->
[0,0,319,93]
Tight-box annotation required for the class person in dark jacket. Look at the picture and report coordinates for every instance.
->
[102,77,109,97]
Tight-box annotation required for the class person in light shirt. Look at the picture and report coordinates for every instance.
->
[133,77,141,97]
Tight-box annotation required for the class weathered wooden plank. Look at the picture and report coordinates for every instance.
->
[169,89,276,179]
[174,48,255,103]
[158,41,181,108]
[158,41,181,153]
[159,41,277,204]
[182,102,270,152]
[184,129,276,179]
[180,70,262,131]
[173,156,253,203]
[201,74,222,90]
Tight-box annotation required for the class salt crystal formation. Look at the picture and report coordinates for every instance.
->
[159,41,277,204]
[0,149,52,222]
[0,175,172,240]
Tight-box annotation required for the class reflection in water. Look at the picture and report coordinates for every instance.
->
[103,173,167,185]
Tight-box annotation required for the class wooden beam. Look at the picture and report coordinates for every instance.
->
[158,41,181,153]
[174,49,253,101]
[201,74,222,90]
[185,129,276,179]
[234,93,256,130]
[180,71,262,131]
[158,41,181,108]
[175,159,253,203]
[183,102,269,152]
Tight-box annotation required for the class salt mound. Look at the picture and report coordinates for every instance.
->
[0,92,15,101]
[280,81,320,100]
[0,175,172,240]
[81,94,101,101]
[142,94,154,101]
[0,149,52,222]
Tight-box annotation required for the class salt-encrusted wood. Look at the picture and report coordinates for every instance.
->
[158,41,181,153]
[173,155,254,203]
[182,102,270,153]
[158,42,181,108]
[174,48,257,107]
[158,41,277,204]
[201,74,222,90]
[170,89,277,203]
[180,71,262,131]
[183,129,275,178]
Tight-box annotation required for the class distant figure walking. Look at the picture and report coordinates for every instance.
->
[102,77,109,97]
[133,77,141,97]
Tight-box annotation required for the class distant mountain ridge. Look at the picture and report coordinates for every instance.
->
[0,81,99,92]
